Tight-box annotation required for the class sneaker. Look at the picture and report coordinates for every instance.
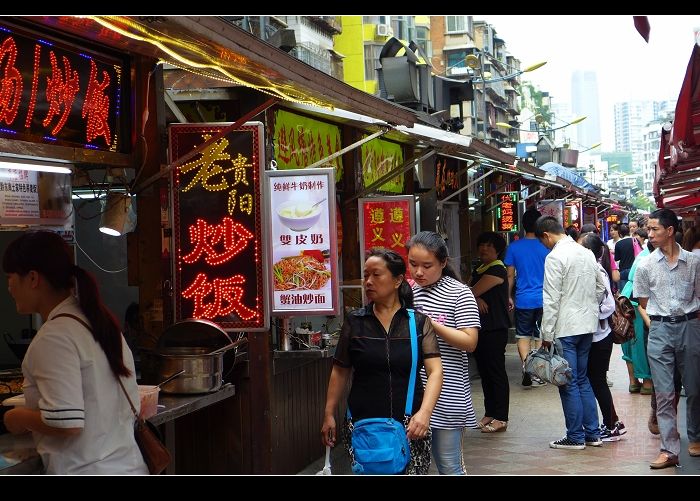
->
[601,425,622,442]
[522,372,532,387]
[549,437,586,450]
[613,421,627,436]
[531,374,547,386]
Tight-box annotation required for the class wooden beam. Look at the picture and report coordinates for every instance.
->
[0,137,132,167]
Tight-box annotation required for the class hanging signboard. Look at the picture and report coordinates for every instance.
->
[496,191,518,233]
[264,168,338,316]
[358,195,416,277]
[564,200,582,230]
[0,20,129,152]
[582,206,597,226]
[361,137,404,193]
[0,169,72,229]
[435,156,459,200]
[169,123,268,332]
[272,109,343,180]
[537,199,565,227]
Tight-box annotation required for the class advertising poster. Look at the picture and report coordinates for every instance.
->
[264,168,338,315]
[537,199,565,226]
[0,169,39,218]
[358,196,415,277]
[565,201,582,230]
[361,137,404,193]
[169,122,268,331]
[582,206,597,226]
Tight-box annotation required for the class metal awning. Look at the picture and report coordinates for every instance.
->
[29,16,417,127]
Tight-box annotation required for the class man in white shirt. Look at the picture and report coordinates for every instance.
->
[536,216,607,450]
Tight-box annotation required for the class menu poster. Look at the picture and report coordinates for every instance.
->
[537,199,565,227]
[169,123,268,331]
[358,196,415,278]
[495,192,518,233]
[264,168,338,315]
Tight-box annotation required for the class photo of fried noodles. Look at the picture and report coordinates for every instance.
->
[273,255,331,291]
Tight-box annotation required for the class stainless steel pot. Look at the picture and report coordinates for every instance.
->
[143,338,247,394]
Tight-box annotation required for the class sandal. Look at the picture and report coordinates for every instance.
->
[476,417,493,429]
[481,419,508,433]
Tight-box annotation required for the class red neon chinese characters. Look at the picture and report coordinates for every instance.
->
[43,51,80,136]
[182,217,254,266]
[24,43,40,128]
[0,37,23,126]
[182,273,257,320]
[82,59,111,145]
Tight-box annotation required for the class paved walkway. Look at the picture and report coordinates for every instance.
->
[300,343,699,475]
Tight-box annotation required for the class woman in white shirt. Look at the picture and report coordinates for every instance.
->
[2,231,147,474]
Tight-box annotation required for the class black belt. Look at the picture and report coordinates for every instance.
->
[649,312,699,323]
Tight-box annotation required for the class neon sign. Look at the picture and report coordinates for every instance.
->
[170,123,268,331]
[0,20,127,152]
[496,192,518,232]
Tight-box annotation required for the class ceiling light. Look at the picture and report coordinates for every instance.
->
[0,156,72,174]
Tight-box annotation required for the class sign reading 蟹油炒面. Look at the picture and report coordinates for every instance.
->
[0,20,128,152]
[264,168,338,316]
[169,123,268,331]
[358,196,415,278]
[496,192,518,233]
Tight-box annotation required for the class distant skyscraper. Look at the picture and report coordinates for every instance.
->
[571,71,601,149]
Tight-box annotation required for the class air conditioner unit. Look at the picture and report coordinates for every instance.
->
[376,24,389,37]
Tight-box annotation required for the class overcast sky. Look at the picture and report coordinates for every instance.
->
[479,15,699,150]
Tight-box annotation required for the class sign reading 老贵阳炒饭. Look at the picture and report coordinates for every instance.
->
[169,123,268,331]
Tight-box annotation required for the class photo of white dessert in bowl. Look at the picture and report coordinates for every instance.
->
[276,199,324,231]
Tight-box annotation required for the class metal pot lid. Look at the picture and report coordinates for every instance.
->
[157,318,232,350]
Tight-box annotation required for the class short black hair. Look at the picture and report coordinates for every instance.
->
[476,231,507,258]
[521,208,542,233]
[649,208,679,235]
[535,215,564,238]
[581,223,599,234]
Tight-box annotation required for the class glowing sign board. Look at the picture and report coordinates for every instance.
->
[169,123,268,331]
[264,168,338,316]
[496,192,518,232]
[0,20,128,152]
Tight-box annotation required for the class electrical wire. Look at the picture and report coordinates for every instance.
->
[74,238,127,274]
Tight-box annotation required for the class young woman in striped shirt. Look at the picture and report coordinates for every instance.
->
[407,231,480,475]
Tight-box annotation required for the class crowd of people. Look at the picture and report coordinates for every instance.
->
[323,207,700,474]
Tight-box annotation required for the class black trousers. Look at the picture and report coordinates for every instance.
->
[587,332,619,428]
[474,328,510,421]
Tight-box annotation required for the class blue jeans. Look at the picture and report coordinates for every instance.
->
[431,427,465,475]
[556,334,600,443]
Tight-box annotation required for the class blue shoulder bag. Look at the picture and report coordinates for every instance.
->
[348,308,418,475]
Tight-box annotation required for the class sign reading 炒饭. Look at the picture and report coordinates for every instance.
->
[169,123,268,331]
[0,20,128,152]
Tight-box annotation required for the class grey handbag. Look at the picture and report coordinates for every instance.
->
[524,344,573,387]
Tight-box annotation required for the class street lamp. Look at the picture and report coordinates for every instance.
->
[464,51,546,142]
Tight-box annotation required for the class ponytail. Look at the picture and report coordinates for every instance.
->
[73,266,131,378]
[398,280,414,309]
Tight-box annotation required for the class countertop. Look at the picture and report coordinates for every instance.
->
[0,384,237,475]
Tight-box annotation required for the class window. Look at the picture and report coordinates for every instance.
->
[446,16,466,33]
[415,26,431,56]
[364,44,383,81]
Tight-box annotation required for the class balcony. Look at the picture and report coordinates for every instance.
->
[306,16,342,34]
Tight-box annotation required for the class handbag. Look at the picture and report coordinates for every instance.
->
[54,313,172,474]
[610,293,636,344]
[524,344,573,387]
[117,377,171,475]
[348,309,418,475]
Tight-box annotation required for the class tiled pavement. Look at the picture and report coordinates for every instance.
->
[299,343,698,475]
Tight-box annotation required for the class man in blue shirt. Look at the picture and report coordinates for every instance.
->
[504,208,550,387]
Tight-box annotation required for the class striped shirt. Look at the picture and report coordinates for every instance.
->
[412,275,481,429]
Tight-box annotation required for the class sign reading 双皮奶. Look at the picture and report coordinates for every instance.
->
[169,123,269,332]
[358,196,415,278]
[264,168,338,316]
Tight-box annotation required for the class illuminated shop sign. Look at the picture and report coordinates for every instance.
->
[264,168,338,316]
[169,123,268,331]
[361,137,404,193]
[496,192,518,233]
[435,156,459,200]
[358,195,415,277]
[0,21,128,152]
